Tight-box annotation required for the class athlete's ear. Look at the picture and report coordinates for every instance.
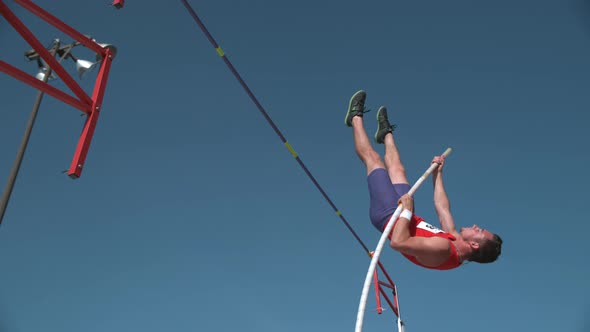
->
[469,241,480,250]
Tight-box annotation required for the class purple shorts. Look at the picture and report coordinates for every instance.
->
[367,168,411,232]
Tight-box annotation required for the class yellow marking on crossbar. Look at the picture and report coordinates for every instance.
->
[216,47,225,57]
[336,210,342,216]
[284,142,298,158]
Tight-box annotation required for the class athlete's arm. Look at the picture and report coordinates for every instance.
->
[432,156,459,236]
[389,195,451,266]
[390,194,415,250]
[392,237,451,266]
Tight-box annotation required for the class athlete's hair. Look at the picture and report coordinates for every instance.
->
[471,234,503,264]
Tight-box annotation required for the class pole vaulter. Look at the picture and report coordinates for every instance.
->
[356,148,451,332]
[176,0,500,332]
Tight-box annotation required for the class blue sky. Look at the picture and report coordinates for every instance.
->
[1,0,589,331]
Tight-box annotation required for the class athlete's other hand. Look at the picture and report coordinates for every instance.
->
[398,194,414,211]
[432,155,445,172]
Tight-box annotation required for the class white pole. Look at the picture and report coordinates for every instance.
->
[355,148,452,332]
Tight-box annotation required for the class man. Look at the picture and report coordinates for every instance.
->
[344,90,502,270]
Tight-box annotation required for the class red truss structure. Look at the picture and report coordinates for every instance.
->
[371,253,402,317]
[0,0,115,179]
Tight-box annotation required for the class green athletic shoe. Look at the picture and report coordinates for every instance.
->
[374,106,396,144]
[345,90,369,127]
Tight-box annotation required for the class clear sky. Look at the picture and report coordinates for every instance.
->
[1,0,589,331]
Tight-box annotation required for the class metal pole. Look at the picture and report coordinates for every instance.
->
[0,40,68,226]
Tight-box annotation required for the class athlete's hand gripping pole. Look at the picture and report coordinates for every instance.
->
[355,148,452,332]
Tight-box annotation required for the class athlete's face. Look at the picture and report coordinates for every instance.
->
[460,224,494,244]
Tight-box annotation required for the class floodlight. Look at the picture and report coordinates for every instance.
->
[74,59,97,78]
[95,43,117,61]
[34,59,56,81]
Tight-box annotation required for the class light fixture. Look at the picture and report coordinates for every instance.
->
[66,53,98,79]
[95,43,118,61]
[75,59,97,78]
[34,59,56,81]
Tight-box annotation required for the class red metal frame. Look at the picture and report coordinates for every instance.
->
[112,0,125,9]
[67,48,113,178]
[0,0,114,179]
[0,60,89,111]
[372,269,383,314]
[368,251,401,320]
[377,260,400,317]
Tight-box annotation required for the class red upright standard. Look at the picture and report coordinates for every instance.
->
[0,0,116,179]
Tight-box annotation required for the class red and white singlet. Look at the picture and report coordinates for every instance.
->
[386,215,462,270]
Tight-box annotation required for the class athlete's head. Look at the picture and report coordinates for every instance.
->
[460,224,503,263]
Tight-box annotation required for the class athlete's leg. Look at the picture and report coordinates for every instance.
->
[383,132,409,186]
[367,168,399,232]
[375,107,410,191]
[345,90,385,175]
[352,116,385,175]
[346,91,397,232]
